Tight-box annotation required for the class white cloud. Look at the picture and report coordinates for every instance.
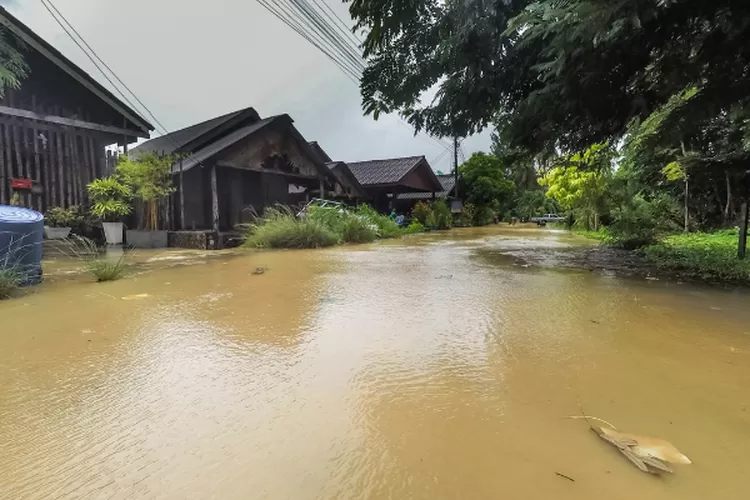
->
[9,0,490,171]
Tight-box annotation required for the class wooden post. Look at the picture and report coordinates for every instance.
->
[179,157,185,230]
[739,180,749,260]
[319,178,325,199]
[211,164,219,234]
[47,130,57,207]
[55,130,66,206]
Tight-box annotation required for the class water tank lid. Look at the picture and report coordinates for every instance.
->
[0,205,44,224]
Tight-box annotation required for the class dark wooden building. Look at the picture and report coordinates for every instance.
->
[308,141,368,201]
[346,156,443,212]
[131,107,338,231]
[393,174,457,212]
[0,7,153,210]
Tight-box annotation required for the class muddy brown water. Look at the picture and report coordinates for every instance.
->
[2,226,750,499]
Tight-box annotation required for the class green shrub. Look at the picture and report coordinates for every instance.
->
[608,194,680,249]
[0,268,21,299]
[340,216,378,243]
[411,201,432,224]
[425,210,437,228]
[457,202,476,227]
[356,204,401,238]
[402,221,425,234]
[431,199,452,229]
[473,205,495,226]
[244,208,339,249]
[44,206,82,228]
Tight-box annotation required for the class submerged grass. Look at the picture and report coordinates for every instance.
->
[641,229,750,281]
[0,268,21,299]
[60,236,129,282]
[243,204,421,249]
[244,208,339,249]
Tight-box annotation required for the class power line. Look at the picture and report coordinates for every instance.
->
[41,0,170,137]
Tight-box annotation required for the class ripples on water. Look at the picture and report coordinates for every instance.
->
[1,227,750,499]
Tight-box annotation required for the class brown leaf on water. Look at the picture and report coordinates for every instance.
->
[591,425,691,475]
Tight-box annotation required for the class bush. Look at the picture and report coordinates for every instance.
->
[411,201,432,225]
[457,202,476,227]
[340,215,378,243]
[44,206,82,228]
[356,204,400,238]
[244,208,339,249]
[641,230,750,281]
[0,268,21,299]
[431,199,452,229]
[402,221,425,234]
[473,205,496,226]
[608,194,680,249]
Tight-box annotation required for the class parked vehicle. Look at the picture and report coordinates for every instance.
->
[530,213,566,226]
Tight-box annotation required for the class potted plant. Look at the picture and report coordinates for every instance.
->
[43,205,81,239]
[117,152,175,248]
[87,176,132,245]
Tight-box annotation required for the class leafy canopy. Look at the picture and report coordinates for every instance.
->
[459,152,515,208]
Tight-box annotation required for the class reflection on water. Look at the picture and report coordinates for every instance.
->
[2,227,750,499]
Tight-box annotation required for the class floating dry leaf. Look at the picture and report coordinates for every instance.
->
[121,293,151,300]
[592,425,691,474]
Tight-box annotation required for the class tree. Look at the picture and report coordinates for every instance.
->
[0,27,27,97]
[458,152,515,219]
[538,144,614,230]
[116,153,175,230]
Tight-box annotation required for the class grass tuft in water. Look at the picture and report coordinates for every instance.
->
[86,255,128,282]
[0,268,21,299]
[244,207,339,249]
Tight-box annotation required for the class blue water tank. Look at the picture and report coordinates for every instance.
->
[0,205,44,286]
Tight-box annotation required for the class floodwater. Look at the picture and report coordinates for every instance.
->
[2,226,750,499]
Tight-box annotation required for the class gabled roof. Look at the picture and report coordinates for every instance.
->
[175,116,277,173]
[308,141,332,163]
[132,107,261,156]
[347,156,442,191]
[326,161,368,199]
[0,7,153,135]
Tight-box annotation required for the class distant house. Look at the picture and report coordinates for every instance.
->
[0,7,153,210]
[307,141,368,202]
[131,107,337,232]
[394,174,457,211]
[346,156,443,212]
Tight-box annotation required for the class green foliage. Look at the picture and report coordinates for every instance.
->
[356,204,401,238]
[424,210,437,228]
[411,200,431,225]
[515,190,554,221]
[44,206,82,228]
[662,162,685,182]
[0,27,28,98]
[307,204,378,243]
[402,221,425,234]
[87,177,132,221]
[608,194,681,249]
[457,202,475,227]
[9,192,20,206]
[0,268,20,299]
[86,254,127,282]
[473,205,496,226]
[117,153,175,202]
[459,153,515,209]
[642,230,750,281]
[431,199,452,230]
[244,208,339,249]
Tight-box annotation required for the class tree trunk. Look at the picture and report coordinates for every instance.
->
[684,177,689,232]
[724,170,732,223]
[739,180,749,260]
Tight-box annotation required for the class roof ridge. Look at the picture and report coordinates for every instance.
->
[348,155,425,164]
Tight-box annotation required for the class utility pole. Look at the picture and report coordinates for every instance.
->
[453,136,459,199]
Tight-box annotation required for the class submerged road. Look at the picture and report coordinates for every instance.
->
[2,226,750,499]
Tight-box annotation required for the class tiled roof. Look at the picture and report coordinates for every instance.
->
[326,161,368,198]
[346,156,426,186]
[132,107,260,156]
[397,175,457,200]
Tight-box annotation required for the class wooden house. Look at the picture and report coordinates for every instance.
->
[346,156,443,212]
[393,174,457,212]
[0,7,153,210]
[307,141,368,202]
[131,107,339,232]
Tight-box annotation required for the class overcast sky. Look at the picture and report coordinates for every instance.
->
[5,0,491,172]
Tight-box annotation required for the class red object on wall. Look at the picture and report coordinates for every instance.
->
[11,178,32,190]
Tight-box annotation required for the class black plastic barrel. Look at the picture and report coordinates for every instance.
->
[0,205,44,286]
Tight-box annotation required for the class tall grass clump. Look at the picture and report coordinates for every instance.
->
[356,204,401,238]
[307,204,378,244]
[63,236,128,282]
[244,207,339,249]
[0,268,21,299]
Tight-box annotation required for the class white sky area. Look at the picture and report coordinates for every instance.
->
[6,0,492,173]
